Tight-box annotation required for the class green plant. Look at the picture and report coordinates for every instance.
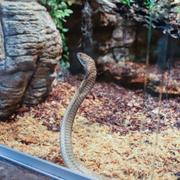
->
[144,0,156,9]
[119,0,156,8]
[40,0,73,68]
[120,0,133,6]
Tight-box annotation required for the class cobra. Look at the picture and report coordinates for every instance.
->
[60,52,107,180]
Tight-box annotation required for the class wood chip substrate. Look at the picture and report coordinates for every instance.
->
[0,76,179,179]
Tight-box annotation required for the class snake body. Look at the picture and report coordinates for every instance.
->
[60,52,105,179]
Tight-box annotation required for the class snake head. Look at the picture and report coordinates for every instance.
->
[77,52,96,79]
[77,52,88,70]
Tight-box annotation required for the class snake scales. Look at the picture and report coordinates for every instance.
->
[60,53,107,179]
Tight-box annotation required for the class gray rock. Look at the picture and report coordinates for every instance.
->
[0,0,62,119]
[113,48,130,61]
[91,1,136,59]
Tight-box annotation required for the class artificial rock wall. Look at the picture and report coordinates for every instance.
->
[66,0,136,73]
[0,0,62,119]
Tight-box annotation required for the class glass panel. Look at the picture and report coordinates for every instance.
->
[0,158,50,180]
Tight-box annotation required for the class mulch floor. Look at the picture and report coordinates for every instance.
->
[0,61,179,179]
